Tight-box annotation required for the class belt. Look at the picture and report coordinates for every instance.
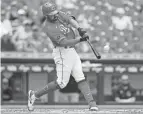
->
[54,46,73,49]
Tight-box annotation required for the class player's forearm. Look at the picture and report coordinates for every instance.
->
[127,97,136,102]
[115,97,136,103]
[69,18,80,29]
[115,97,127,103]
[59,38,80,47]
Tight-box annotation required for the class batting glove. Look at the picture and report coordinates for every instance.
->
[78,27,87,37]
[80,34,89,42]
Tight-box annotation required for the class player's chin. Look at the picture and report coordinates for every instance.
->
[47,16,58,22]
[53,16,58,21]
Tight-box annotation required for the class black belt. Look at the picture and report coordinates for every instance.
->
[54,46,73,49]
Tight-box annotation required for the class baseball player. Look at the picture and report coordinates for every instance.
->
[28,1,98,111]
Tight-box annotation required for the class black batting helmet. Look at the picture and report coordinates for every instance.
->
[41,1,58,16]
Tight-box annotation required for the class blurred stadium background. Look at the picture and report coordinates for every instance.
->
[1,0,143,113]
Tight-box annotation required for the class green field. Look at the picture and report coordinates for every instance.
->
[1,105,143,114]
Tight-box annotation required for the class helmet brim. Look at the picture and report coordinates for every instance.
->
[48,10,58,15]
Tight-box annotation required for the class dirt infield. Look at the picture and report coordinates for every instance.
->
[1,105,143,114]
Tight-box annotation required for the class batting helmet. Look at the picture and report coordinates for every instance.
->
[41,2,58,16]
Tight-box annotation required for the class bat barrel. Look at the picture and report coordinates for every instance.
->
[87,39,101,59]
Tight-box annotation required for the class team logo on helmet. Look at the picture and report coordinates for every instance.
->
[51,5,56,11]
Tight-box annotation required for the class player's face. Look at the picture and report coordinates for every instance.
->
[122,79,129,85]
[48,14,57,20]
[47,11,58,22]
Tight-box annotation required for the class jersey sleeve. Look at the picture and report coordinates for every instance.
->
[58,11,71,25]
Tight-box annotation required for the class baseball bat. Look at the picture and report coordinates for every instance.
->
[86,39,101,59]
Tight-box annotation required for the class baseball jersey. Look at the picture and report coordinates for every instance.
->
[43,11,76,47]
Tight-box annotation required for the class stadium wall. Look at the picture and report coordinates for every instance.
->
[1,56,143,105]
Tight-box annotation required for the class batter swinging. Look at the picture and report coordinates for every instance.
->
[28,1,98,111]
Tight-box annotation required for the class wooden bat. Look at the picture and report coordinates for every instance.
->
[86,39,101,59]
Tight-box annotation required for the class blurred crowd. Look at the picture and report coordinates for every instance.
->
[1,0,143,53]
[1,0,53,52]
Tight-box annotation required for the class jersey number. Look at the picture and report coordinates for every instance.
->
[59,25,70,34]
